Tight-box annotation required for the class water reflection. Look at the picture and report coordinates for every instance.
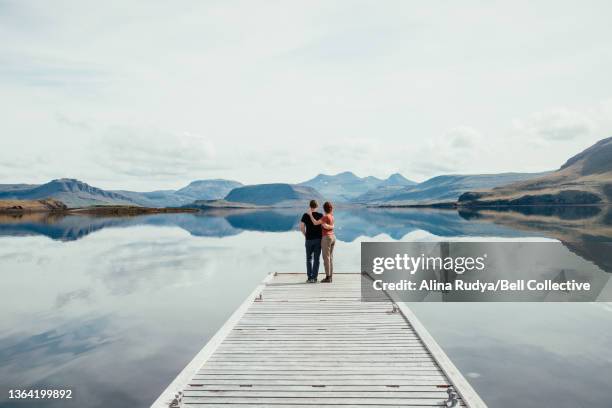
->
[0,227,273,408]
[0,208,535,243]
[409,302,612,408]
[459,204,607,220]
[457,205,612,237]
[0,207,611,408]
[457,206,612,273]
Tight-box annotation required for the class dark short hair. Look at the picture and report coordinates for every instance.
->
[309,200,318,209]
[323,201,333,213]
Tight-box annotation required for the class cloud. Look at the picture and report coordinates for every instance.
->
[2,1,612,187]
[283,26,401,63]
[55,288,93,308]
[0,153,51,181]
[319,138,382,166]
[94,238,224,295]
[293,127,487,182]
[95,127,222,179]
[402,126,488,179]
[0,317,114,385]
[55,113,92,131]
[0,51,107,92]
[446,126,482,149]
[515,108,595,141]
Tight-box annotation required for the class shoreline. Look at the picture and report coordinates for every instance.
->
[2,198,610,217]
[0,202,199,216]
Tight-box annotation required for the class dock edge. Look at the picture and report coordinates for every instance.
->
[395,302,488,407]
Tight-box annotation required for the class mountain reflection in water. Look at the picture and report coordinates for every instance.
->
[0,208,536,242]
[458,205,612,273]
[1,206,612,408]
[2,206,611,275]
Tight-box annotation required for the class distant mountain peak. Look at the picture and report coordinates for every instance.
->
[174,179,244,203]
[337,171,357,177]
[383,173,416,186]
[300,172,399,202]
[182,178,242,187]
[46,178,101,192]
[310,171,359,181]
[224,183,323,206]
[50,178,83,185]
[0,178,137,208]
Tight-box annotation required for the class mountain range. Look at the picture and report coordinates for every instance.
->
[0,179,242,208]
[0,179,137,208]
[113,179,243,207]
[299,171,416,202]
[1,137,610,208]
[357,172,549,204]
[0,171,543,209]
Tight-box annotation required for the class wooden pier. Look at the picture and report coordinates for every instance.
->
[152,273,486,408]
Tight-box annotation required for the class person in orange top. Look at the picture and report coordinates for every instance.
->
[308,201,335,283]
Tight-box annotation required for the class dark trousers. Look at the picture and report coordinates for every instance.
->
[305,239,322,280]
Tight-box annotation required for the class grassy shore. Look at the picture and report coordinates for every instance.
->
[0,199,68,212]
[0,199,197,215]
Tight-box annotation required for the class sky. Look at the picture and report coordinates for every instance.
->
[1,0,612,191]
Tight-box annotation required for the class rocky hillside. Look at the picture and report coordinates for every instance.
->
[458,137,612,206]
[0,179,137,208]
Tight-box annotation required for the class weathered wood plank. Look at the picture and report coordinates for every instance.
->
[183,405,464,408]
[206,357,436,362]
[181,396,455,405]
[201,363,439,368]
[184,385,450,392]
[197,370,444,375]
[187,379,452,386]
[183,391,451,398]
[193,375,446,380]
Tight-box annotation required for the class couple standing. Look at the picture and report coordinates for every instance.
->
[300,200,335,283]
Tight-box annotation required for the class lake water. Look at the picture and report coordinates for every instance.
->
[0,208,611,407]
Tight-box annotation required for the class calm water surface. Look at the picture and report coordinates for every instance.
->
[0,208,611,407]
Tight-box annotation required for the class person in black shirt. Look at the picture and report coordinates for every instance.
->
[300,200,323,283]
